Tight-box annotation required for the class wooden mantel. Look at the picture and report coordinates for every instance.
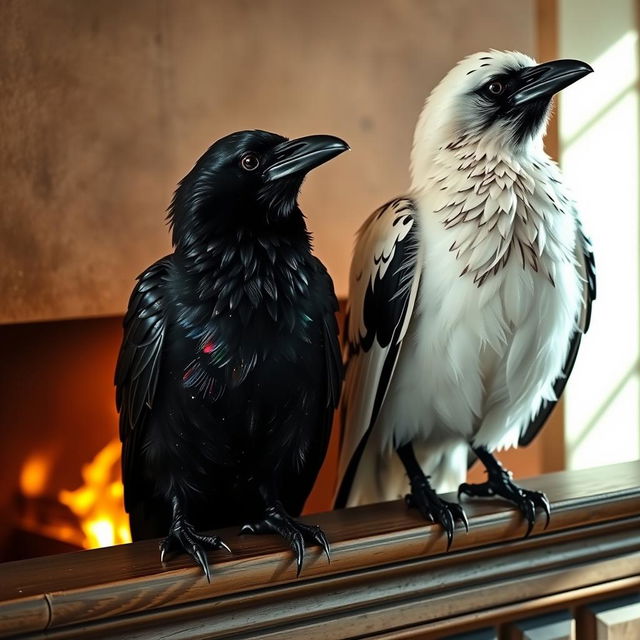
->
[1,462,639,639]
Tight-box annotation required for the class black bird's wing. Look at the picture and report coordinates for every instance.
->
[335,198,422,508]
[115,256,172,515]
[316,260,344,414]
[518,224,596,447]
[282,258,343,515]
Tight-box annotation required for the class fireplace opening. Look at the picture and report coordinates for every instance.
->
[0,316,129,561]
[0,314,342,563]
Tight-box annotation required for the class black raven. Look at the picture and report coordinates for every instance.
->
[116,130,347,579]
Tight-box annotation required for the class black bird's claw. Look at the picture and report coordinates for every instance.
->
[406,476,469,550]
[241,504,330,577]
[458,467,551,537]
[159,519,231,583]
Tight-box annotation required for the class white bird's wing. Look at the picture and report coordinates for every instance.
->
[335,197,422,507]
[518,222,596,447]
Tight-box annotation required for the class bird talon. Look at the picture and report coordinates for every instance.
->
[158,509,226,581]
[524,513,535,539]
[405,476,466,548]
[290,533,305,578]
[451,503,469,533]
[242,506,330,577]
[539,495,552,529]
[192,546,211,583]
[520,499,536,538]
[457,483,474,499]
[441,509,455,550]
[445,526,454,551]
[460,452,552,538]
[314,529,331,563]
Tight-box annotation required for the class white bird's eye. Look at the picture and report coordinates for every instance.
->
[241,152,260,171]
[488,81,504,95]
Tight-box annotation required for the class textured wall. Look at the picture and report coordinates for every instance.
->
[0,0,535,322]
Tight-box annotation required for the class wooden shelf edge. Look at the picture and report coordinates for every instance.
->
[0,461,639,639]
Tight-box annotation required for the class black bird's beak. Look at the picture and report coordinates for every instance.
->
[264,135,350,182]
[511,59,593,106]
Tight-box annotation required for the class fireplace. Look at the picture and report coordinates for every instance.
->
[0,315,344,562]
[0,316,126,561]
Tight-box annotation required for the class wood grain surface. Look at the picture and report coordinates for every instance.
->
[1,461,639,638]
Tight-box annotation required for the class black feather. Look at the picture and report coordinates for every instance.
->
[335,199,420,508]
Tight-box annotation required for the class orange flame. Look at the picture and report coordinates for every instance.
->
[20,452,52,497]
[58,440,131,548]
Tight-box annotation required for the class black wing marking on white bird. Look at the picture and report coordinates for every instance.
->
[115,256,171,513]
[335,198,422,508]
[518,226,596,447]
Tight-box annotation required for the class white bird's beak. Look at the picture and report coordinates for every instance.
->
[510,59,593,106]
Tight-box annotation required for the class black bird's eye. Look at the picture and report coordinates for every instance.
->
[488,81,504,95]
[240,152,260,172]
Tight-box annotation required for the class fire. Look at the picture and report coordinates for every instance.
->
[20,452,52,497]
[58,439,131,548]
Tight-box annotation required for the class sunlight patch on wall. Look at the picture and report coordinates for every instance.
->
[561,30,638,143]
[560,1,640,470]
[569,373,640,468]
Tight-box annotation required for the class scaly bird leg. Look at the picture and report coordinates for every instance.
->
[159,494,231,583]
[397,442,468,550]
[458,446,551,537]
[241,487,330,577]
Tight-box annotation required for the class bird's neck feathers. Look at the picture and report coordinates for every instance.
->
[410,78,550,192]
[168,201,313,332]
[166,175,315,325]
[167,177,312,267]
[411,128,547,196]
[414,135,574,287]
[171,211,311,269]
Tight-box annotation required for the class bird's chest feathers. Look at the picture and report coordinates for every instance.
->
[174,235,316,395]
[181,234,312,329]
[427,144,576,287]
